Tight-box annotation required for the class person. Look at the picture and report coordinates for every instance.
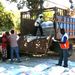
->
[33,14,44,36]
[10,30,21,63]
[5,31,10,59]
[56,28,69,67]
[2,33,8,62]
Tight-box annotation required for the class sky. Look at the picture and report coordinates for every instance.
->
[0,0,75,11]
[0,0,18,11]
[43,0,70,9]
[43,0,75,9]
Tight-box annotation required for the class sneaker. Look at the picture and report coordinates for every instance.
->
[63,65,68,67]
[56,64,62,66]
[2,58,7,62]
[10,61,14,64]
[17,60,22,63]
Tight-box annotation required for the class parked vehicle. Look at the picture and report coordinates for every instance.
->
[19,7,74,55]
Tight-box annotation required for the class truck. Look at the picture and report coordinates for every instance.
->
[19,7,74,55]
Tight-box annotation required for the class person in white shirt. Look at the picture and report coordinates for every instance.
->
[10,30,21,63]
[33,14,44,36]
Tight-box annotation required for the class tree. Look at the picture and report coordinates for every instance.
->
[69,0,73,3]
[0,2,4,12]
[27,0,41,10]
[6,0,44,20]
[69,0,74,9]
[0,2,14,31]
[6,0,44,11]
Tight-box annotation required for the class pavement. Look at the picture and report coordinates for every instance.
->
[0,56,75,75]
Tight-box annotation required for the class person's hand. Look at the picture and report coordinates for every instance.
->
[52,37,57,42]
[47,36,50,40]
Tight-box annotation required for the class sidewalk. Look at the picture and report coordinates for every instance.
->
[0,56,75,75]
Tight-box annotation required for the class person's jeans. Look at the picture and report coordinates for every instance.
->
[33,25,43,36]
[10,46,20,62]
[58,49,68,66]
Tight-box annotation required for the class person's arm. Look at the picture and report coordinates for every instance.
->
[37,22,40,24]
[58,36,67,44]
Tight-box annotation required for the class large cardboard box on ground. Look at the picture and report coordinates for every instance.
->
[18,36,48,55]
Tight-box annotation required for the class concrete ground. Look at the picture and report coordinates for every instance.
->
[0,55,75,75]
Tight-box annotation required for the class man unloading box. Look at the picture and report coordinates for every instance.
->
[33,14,44,36]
